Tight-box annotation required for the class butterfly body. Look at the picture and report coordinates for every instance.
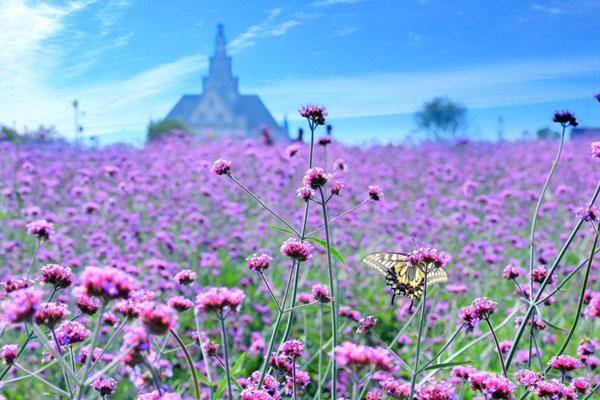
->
[362,252,448,306]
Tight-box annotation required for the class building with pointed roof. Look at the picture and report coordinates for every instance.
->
[165,24,289,141]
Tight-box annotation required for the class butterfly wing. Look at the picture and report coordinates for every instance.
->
[425,267,448,285]
[362,252,408,277]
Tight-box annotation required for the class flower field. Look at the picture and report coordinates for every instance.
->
[0,108,599,399]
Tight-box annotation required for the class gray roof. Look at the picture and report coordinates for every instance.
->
[165,95,201,122]
[235,95,279,129]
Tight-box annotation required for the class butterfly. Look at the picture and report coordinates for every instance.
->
[362,252,448,307]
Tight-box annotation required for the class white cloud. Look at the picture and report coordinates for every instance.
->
[247,58,600,120]
[228,8,301,53]
[531,4,562,15]
[310,0,364,7]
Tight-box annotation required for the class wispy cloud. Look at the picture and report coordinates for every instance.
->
[531,4,562,15]
[249,57,600,120]
[95,0,132,36]
[228,8,301,53]
[310,0,364,7]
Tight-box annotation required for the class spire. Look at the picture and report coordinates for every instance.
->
[203,24,238,101]
[215,23,226,56]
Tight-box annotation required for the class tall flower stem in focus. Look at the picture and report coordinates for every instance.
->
[484,318,508,377]
[505,145,600,371]
[317,306,324,400]
[76,303,106,399]
[170,329,201,400]
[25,240,40,279]
[526,123,566,364]
[409,269,428,400]
[257,262,295,387]
[195,309,215,399]
[543,224,599,375]
[318,186,338,397]
[218,311,234,400]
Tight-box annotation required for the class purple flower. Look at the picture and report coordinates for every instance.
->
[0,345,17,365]
[408,247,449,269]
[584,294,600,318]
[502,263,524,280]
[471,297,496,319]
[595,93,600,102]
[240,388,275,400]
[330,181,343,196]
[26,219,53,241]
[167,296,194,312]
[553,110,578,127]
[469,371,514,399]
[139,301,177,335]
[40,264,73,289]
[76,295,101,315]
[281,339,303,359]
[174,269,196,285]
[311,283,332,303]
[211,159,231,175]
[285,144,301,158]
[80,266,137,301]
[92,376,117,397]
[591,142,600,158]
[303,167,329,189]
[2,288,43,323]
[357,315,377,334]
[296,186,313,202]
[280,238,312,262]
[368,185,383,201]
[196,287,245,313]
[548,355,581,372]
[298,104,327,126]
[247,254,272,272]
[318,136,332,146]
[515,369,541,387]
[34,302,69,328]
[56,321,91,345]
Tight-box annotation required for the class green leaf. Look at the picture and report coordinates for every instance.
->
[420,360,471,372]
[231,352,246,374]
[270,225,295,235]
[544,319,567,332]
[214,380,227,398]
[306,237,347,264]
[196,373,214,387]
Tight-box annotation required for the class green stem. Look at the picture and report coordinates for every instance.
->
[260,271,282,312]
[418,324,464,372]
[195,309,214,399]
[318,306,323,400]
[25,240,40,279]
[319,186,338,398]
[218,311,233,400]
[170,329,201,400]
[369,330,412,373]
[0,289,58,382]
[14,362,70,397]
[227,174,300,237]
[543,225,599,375]
[485,318,508,377]
[76,303,106,399]
[409,269,428,399]
[257,262,295,387]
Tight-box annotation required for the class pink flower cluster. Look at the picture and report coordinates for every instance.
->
[247,253,272,272]
[26,219,53,241]
[1,288,43,323]
[80,266,137,301]
[139,301,177,335]
[211,158,232,175]
[408,247,450,269]
[303,167,329,189]
[469,371,515,399]
[334,341,393,371]
[196,287,245,313]
[280,238,312,262]
[40,264,73,289]
[298,104,327,126]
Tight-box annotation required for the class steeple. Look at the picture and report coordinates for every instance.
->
[203,24,239,102]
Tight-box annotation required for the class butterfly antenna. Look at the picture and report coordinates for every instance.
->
[390,294,396,306]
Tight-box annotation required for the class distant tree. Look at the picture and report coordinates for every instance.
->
[147,119,190,142]
[0,125,19,142]
[536,127,560,140]
[414,97,467,140]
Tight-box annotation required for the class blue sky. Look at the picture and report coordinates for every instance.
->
[1,0,599,145]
